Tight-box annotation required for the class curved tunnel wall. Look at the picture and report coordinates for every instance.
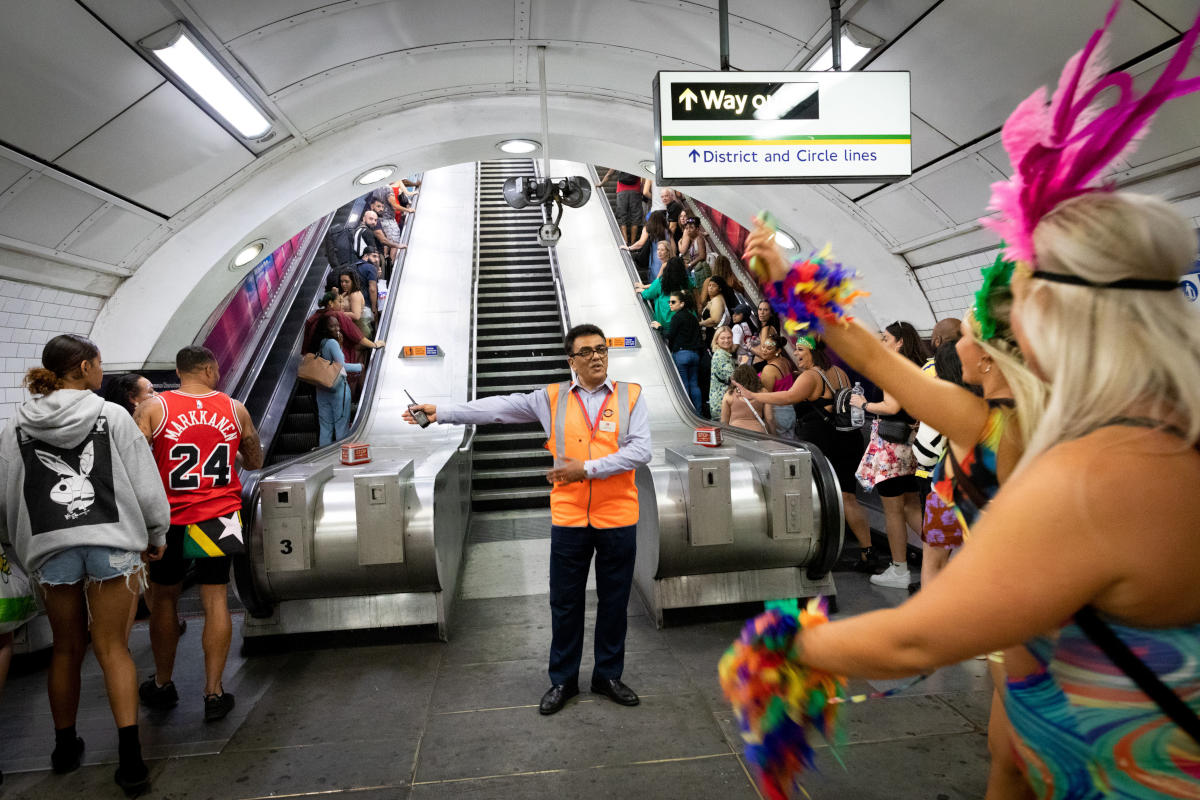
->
[91,93,933,371]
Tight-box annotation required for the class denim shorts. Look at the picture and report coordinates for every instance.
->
[34,546,144,588]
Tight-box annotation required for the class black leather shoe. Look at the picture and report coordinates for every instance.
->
[538,683,579,715]
[590,678,640,706]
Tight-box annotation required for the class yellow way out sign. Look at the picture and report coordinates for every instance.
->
[653,70,911,185]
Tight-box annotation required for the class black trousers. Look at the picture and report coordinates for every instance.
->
[548,524,637,686]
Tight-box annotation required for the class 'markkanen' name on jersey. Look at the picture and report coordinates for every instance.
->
[160,410,238,443]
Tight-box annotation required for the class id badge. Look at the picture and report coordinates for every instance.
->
[598,420,617,433]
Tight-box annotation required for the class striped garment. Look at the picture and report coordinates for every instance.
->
[1006,618,1200,798]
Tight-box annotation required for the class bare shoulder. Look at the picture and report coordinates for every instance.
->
[231,398,258,432]
[1017,428,1200,534]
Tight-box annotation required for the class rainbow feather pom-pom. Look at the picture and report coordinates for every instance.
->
[719,598,847,800]
[762,245,867,336]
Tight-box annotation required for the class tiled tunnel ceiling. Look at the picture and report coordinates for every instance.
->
[0,0,1196,295]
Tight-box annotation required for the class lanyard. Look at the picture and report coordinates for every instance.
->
[572,385,612,440]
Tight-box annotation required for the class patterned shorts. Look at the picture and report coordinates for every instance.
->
[921,490,964,548]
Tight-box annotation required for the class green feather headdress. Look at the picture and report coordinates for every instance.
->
[973,254,1016,341]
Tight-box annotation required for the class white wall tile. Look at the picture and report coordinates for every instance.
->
[0,282,106,426]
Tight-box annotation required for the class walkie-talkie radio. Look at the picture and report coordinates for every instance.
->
[405,389,430,428]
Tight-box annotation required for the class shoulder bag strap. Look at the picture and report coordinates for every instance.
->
[1073,606,1200,747]
[945,442,991,511]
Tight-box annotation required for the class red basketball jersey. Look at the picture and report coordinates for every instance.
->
[151,390,244,525]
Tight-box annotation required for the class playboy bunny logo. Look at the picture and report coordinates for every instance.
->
[35,442,96,520]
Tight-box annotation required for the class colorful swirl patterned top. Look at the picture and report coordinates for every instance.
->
[930,400,1014,536]
[1005,616,1200,798]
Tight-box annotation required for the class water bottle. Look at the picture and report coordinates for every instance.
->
[377,278,388,303]
[850,382,866,428]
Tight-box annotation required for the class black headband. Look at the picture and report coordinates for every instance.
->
[1032,271,1181,291]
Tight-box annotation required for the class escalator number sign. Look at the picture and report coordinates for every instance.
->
[280,539,293,555]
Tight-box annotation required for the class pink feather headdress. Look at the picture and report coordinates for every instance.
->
[983,1,1200,266]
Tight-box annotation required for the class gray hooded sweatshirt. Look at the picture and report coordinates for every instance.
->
[0,389,169,575]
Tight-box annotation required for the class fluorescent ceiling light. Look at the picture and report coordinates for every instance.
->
[496,139,540,154]
[142,24,272,138]
[805,23,883,72]
[356,166,396,185]
[232,240,265,269]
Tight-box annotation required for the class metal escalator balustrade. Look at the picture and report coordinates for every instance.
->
[471,159,571,513]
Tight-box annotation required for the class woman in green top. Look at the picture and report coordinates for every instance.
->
[637,256,694,328]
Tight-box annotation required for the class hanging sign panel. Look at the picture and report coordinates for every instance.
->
[653,71,911,185]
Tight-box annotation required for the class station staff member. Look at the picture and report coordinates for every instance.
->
[404,323,651,715]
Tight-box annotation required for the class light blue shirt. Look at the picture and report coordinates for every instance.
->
[437,376,652,478]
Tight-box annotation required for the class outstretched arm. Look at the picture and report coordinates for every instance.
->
[794,441,1118,679]
[743,218,991,447]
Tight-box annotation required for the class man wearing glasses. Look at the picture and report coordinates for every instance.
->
[403,324,651,716]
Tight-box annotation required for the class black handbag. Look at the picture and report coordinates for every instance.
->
[876,418,913,444]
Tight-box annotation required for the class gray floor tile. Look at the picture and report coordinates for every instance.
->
[441,617,552,666]
[416,692,731,783]
[936,688,995,729]
[147,736,415,799]
[836,694,975,745]
[788,731,990,800]
[430,657,548,713]
[411,753,758,799]
[226,644,441,751]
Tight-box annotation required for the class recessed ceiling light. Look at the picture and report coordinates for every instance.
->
[231,240,266,269]
[496,139,540,154]
[355,165,395,186]
[638,160,656,175]
[774,230,798,251]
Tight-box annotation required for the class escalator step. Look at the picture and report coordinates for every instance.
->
[477,421,545,435]
[277,431,319,454]
[283,412,317,430]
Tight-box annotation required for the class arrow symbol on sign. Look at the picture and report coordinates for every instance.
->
[689,149,700,162]
[678,88,698,111]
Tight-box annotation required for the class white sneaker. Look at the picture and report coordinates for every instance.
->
[870,563,911,589]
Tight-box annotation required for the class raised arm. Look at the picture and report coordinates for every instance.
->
[736,368,821,408]
[743,218,991,447]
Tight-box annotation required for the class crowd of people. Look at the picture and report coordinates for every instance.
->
[304,177,422,443]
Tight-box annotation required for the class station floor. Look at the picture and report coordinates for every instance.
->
[0,512,990,799]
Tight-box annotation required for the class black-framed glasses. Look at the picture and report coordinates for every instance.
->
[571,345,608,359]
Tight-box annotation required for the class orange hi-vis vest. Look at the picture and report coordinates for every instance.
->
[545,380,642,529]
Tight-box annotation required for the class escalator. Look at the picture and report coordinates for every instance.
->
[470,159,571,513]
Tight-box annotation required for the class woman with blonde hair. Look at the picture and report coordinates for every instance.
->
[739,9,1200,795]
[708,325,737,421]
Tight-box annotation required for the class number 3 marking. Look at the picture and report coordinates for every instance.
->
[280,539,293,555]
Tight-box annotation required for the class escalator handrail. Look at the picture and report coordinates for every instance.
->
[683,198,765,308]
[224,214,336,404]
[588,165,844,575]
[234,179,423,615]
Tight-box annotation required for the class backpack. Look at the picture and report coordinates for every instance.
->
[324,224,357,269]
[815,369,857,431]
[616,171,641,185]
